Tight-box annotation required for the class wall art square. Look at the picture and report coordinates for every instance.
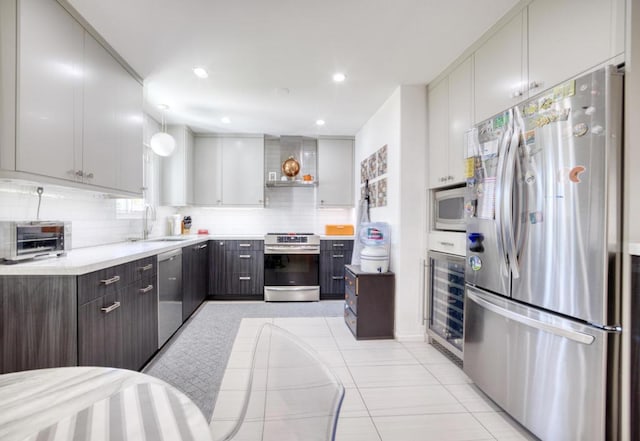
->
[360,159,368,183]
[368,181,378,208]
[368,154,378,180]
[376,177,387,207]
[377,144,388,176]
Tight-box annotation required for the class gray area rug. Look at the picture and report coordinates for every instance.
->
[143,301,344,420]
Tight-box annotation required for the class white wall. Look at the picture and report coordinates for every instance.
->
[355,85,427,341]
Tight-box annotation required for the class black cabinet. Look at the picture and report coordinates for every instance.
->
[209,240,264,299]
[344,265,394,340]
[320,239,353,300]
[0,276,78,374]
[78,256,157,370]
[182,241,209,321]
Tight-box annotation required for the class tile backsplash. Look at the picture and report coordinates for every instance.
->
[0,183,143,248]
[0,182,355,249]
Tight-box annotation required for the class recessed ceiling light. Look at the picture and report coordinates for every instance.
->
[316,119,326,126]
[193,67,209,78]
[332,72,346,83]
[221,117,231,124]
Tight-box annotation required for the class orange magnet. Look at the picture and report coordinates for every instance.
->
[569,166,586,183]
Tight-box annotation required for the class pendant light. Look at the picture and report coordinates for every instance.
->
[150,105,176,157]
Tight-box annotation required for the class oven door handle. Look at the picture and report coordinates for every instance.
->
[264,286,317,291]
[265,248,320,255]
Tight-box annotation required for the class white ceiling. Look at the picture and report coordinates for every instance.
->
[67,0,519,136]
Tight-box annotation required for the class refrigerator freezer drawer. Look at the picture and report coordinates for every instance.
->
[464,286,617,441]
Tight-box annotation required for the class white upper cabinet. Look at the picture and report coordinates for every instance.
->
[317,138,354,207]
[193,137,223,206]
[17,0,83,182]
[474,11,526,124]
[447,57,472,185]
[82,33,120,189]
[161,125,194,206]
[428,56,472,188]
[13,0,142,195]
[428,78,449,188]
[528,0,625,94]
[221,137,264,206]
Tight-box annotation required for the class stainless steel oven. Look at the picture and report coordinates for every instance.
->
[264,233,320,301]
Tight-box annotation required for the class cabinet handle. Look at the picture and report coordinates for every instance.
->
[198,244,208,249]
[239,276,251,280]
[239,243,252,248]
[333,254,344,258]
[101,301,121,314]
[258,199,263,203]
[239,254,251,259]
[332,243,344,248]
[332,276,343,280]
[138,264,153,272]
[85,172,94,179]
[75,170,84,177]
[439,241,455,247]
[100,275,121,285]
[139,284,153,293]
[448,175,454,180]
[529,81,540,90]
[512,90,524,98]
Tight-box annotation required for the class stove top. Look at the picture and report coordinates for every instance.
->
[266,233,315,236]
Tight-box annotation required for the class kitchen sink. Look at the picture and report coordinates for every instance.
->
[146,236,192,242]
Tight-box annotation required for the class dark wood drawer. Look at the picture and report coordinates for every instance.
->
[345,269,357,294]
[228,251,261,272]
[225,240,264,251]
[345,282,358,314]
[78,263,130,305]
[321,239,354,251]
[344,304,357,337]
[227,273,262,295]
[133,256,156,279]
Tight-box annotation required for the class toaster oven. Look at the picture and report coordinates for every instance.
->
[0,221,71,263]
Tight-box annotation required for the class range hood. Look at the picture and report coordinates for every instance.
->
[265,136,317,187]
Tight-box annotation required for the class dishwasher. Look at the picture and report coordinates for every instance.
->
[157,248,182,348]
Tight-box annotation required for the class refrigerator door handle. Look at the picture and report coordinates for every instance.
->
[493,110,513,278]
[502,115,522,279]
[466,290,595,345]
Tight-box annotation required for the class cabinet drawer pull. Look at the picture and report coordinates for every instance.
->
[101,301,121,314]
[139,284,153,293]
[198,244,208,249]
[100,275,120,285]
[239,276,251,281]
[332,243,345,248]
[439,241,455,247]
[332,276,343,280]
[239,254,251,259]
[333,254,344,258]
[138,264,153,272]
[239,243,252,248]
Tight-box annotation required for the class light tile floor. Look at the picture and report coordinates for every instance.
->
[210,317,538,441]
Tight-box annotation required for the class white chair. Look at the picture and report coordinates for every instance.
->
[211,323,345,441]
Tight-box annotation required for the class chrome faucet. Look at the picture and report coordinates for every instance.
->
[143,204,156,240]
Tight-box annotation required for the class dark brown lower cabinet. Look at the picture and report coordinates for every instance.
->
[320,240,353,300]
[183,242,209,321]
[78,292,123,368]
[0,276,77,374]
[344,265,394,340]
[78,256,158,370]
[209,240,264,298]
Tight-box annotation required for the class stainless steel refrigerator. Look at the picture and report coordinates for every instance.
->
[463,65,622,441]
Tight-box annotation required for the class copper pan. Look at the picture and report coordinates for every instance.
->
[282,156,300,177]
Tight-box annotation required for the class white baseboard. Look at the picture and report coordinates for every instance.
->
[394,333,427,342]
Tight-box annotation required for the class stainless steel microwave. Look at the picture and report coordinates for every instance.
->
[433,187,465,231]
[0,221,71,263]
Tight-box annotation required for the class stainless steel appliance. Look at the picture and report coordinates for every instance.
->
[264,233,320,301]
[157,248,182,347]
[425,251,465,360]
[433,186,465,231]
[0,221,71,263]
[464,66,622,440]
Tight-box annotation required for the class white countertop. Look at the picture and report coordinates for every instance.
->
[628,242,640,256]
[0,236,211,276]
[0,233,352,276]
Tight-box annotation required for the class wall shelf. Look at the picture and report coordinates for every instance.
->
[265,181,317,188]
